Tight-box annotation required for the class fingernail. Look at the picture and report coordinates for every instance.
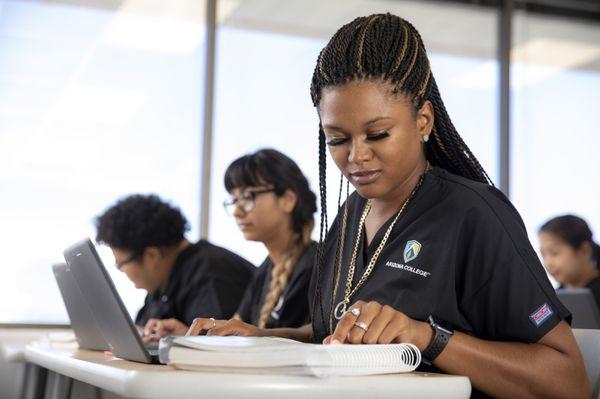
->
[331,339,341,345]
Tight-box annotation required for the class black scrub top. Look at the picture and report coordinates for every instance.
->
[135,240,254,327]
[237,242,317,328]
[310,166,570,352]
[586,275,600,308]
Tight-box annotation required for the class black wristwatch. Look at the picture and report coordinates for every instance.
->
[421,315,454,365]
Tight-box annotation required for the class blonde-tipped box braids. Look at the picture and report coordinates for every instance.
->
[309,13,493,337]
[257,221,313,328]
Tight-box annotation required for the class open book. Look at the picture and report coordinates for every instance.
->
[159,336,421,377]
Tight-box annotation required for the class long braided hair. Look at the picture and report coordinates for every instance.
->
[224,149,317,329]
[309,13,493,337]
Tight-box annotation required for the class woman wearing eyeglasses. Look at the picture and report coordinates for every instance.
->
[221,148,318,329]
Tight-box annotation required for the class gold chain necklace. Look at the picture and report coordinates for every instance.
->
[331,169,429,322]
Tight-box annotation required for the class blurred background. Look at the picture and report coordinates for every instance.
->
[1,0,599,324]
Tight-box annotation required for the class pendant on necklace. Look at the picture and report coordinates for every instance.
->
[334,300,347,320]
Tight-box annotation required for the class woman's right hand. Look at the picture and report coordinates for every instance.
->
[142,318,189,344]
[186,317,266,337]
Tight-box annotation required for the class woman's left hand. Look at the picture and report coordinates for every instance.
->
[323,300,433,351]
[186,317,266,337]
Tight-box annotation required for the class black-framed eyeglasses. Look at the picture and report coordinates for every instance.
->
[115,251,143,270]
[223,188,277,216]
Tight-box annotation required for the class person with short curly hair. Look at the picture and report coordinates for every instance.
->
[95,194,254,340]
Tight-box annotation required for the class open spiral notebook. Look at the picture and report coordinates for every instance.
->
[159,336,421,377]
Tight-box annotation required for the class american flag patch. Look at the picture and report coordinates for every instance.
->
[529,303,554,327]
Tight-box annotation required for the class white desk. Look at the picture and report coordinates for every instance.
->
[25,342,471,399]
[0,328,71,362]
[0,328,72,399]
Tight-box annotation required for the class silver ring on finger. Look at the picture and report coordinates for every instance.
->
[354,321,369,332]
[209,317,216,329]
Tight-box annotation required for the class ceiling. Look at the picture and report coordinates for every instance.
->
[217,0,600,71]
[14,0,600,71]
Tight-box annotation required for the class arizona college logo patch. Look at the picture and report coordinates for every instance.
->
[403,240,422,263]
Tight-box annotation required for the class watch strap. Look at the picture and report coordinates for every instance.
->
[421,316,453,365]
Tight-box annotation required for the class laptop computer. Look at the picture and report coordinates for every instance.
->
[63,238,160,363]
[52,263,109,351]
[557,288,600,329]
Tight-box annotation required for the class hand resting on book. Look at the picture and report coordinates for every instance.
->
[323,300,433,351]
[186,317,265,337]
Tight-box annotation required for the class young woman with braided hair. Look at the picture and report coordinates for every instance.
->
[224,149,317,329]
[191,149,318,330]
[187,14,587,398]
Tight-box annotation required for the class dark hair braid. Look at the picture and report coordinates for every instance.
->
[309,13,493,338]
[311,124,329,334]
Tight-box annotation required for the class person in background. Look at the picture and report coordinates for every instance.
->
[539,214,600,306]
[223,149,317,329]
[95,194,253,340]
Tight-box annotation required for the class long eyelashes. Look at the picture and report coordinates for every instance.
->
[326,138,348,146]
[367,132,390,141]
[326,132,390,146]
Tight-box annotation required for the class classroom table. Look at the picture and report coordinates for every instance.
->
[24,340,472,399]
[0,327,71,399]
[0,328,70,361]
